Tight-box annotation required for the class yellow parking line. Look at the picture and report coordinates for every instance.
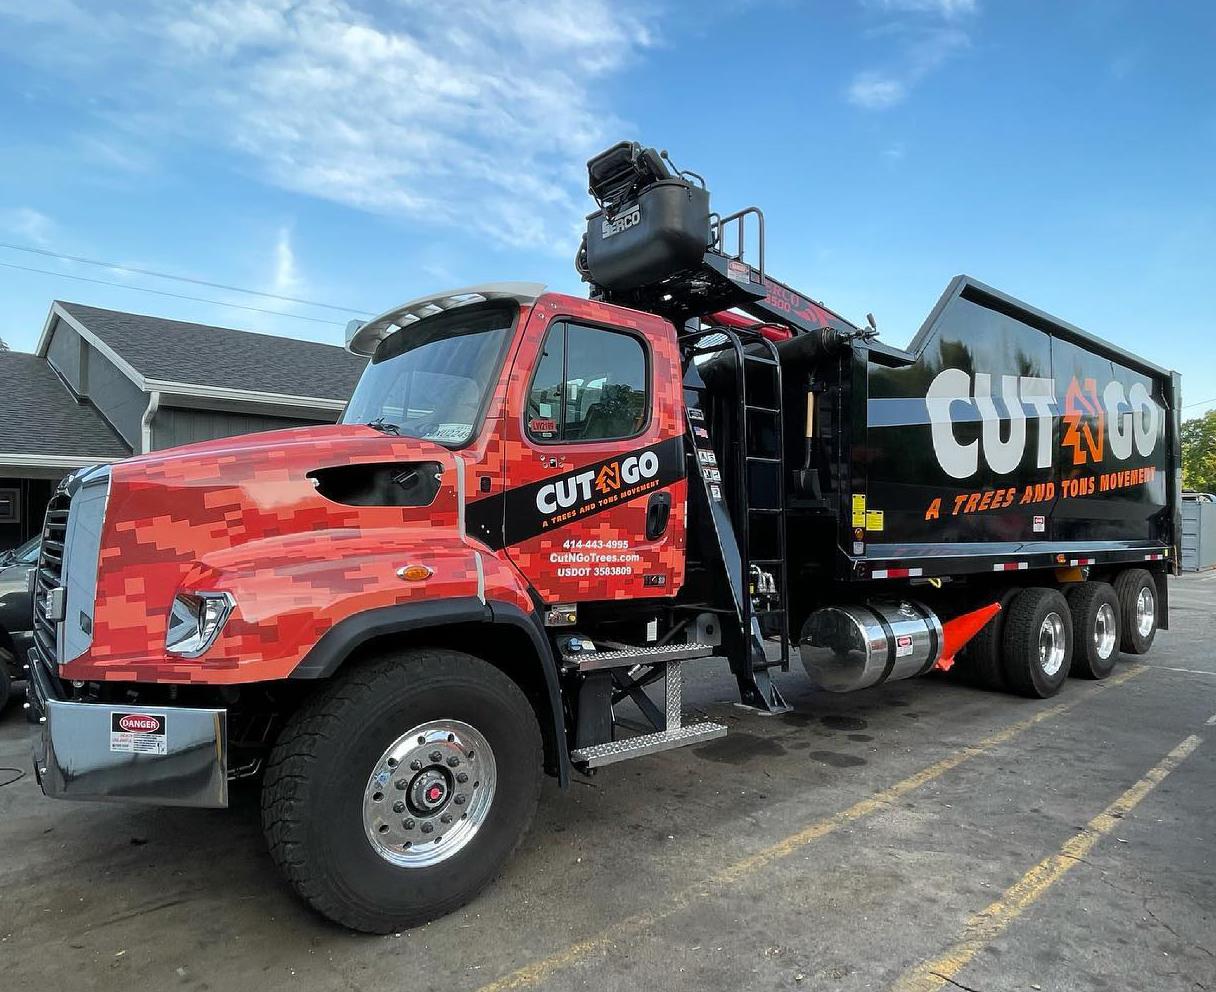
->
[890,732,1203,992]
[474,667,1146,992]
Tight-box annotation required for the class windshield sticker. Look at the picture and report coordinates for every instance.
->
[422,423,473,443]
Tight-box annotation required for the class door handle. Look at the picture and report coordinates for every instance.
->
[645,491,672,540]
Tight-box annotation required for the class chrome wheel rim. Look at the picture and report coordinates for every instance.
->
[1135,587,1155,638]
[1038,612,1066,677]
[1093,603,1117,660]
[363,719,496,868]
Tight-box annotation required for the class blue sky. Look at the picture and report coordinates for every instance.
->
[0,1,1213,412]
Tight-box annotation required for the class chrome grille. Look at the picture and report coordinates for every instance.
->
[33,493,71,664]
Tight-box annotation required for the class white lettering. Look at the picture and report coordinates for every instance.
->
[927,368,978,479]
[1129,382,1158,457]
[1104,381,1134,460]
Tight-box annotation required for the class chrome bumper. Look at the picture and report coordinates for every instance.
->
[28,650,229,808]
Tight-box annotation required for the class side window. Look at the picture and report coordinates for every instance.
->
[525,322,649,443]
[526,327,566,441]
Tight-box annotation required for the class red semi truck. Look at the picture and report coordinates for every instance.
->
[26,142,1181,932]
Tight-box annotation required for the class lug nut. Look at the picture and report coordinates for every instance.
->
[446,756,460,767]
[409,759,423,771]
[395,779,408,790]
[402,818,416,830]
[456,772,468,784]
[453,794,466,806]
[429,750,443,763]
[421,822,434,834]
[440,813,453,824]
[393,801,405,814]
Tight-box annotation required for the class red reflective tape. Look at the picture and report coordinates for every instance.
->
[871,567,923,580]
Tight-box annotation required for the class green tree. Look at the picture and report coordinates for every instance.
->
[1182,410,1216,493]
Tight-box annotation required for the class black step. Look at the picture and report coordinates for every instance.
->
[561,641,715,673]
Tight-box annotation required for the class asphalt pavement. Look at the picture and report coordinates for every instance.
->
[2,574,1213,992]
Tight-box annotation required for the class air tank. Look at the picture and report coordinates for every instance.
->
[799,601,943,693]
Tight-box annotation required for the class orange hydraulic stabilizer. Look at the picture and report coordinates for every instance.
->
[934,601,1002,672]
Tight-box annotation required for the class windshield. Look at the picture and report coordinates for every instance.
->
[342,305,515,446]
[3,536,39,565]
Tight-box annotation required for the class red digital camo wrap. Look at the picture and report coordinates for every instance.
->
[57,293,690,686]
[58,424,532,685]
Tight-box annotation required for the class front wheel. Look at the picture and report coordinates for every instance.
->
[262,649,543,933]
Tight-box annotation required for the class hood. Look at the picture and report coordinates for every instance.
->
[59,421,468,681]
[125,422,453,468]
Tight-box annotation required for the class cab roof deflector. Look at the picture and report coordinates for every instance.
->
[346,282,547,356]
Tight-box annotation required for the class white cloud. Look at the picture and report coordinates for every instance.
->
[848,73,907,110]
[848,1,975,111]
[867,0,975,17]
[0,207,56,246]
[0,0,656,253]
[272,227,300,297]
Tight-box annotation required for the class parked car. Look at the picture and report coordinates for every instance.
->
[0,536,39,712]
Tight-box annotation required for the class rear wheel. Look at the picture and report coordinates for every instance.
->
[262,649,543,933]
[1065,582,1120,679]
[1001,587,1073,698]
[1114,569,1157,655]
[959,589,1018,690]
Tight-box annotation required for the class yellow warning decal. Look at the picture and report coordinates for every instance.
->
[851,494,866,528]
[865,509,884,532]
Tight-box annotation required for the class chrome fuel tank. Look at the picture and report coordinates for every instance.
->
[799,601,943,693]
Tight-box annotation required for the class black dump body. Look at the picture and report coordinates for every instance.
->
[779,276,1182,587]
[573,141,1182,608]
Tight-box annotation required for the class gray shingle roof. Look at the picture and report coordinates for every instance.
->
[0,351,131,459]
[58,302,366,401]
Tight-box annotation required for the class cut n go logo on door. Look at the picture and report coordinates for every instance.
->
[537,450,660,515]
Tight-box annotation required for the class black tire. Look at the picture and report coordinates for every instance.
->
[262,649,543,933]
[1064,582,1120,679]
[0,653,10,714]
[1113,568,1157,655]
[1001,587,1073,698]
[959,589,1019,690]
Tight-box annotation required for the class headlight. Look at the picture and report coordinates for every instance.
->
[166,592,235,657]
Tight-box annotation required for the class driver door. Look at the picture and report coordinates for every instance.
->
[497,301,687,604]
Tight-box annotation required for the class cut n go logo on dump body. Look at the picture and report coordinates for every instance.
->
[925,370,1161,480]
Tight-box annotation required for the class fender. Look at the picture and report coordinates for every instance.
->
[291,597,570,787]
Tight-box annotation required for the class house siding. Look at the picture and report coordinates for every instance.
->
[45,318,146,448]
[151,406,332,451]
[87,349,146,448]
[45,320,84,393]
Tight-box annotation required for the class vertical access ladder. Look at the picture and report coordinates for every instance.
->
[681,325,792,714]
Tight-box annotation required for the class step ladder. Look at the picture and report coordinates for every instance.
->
[679,325,792,714]
[565,643,726,768]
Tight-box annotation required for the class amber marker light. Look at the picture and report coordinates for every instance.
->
[396,564,433,581]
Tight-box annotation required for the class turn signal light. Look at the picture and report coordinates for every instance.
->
[396,564,433,582]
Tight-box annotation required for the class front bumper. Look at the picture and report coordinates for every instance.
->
[27,650,229,808]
